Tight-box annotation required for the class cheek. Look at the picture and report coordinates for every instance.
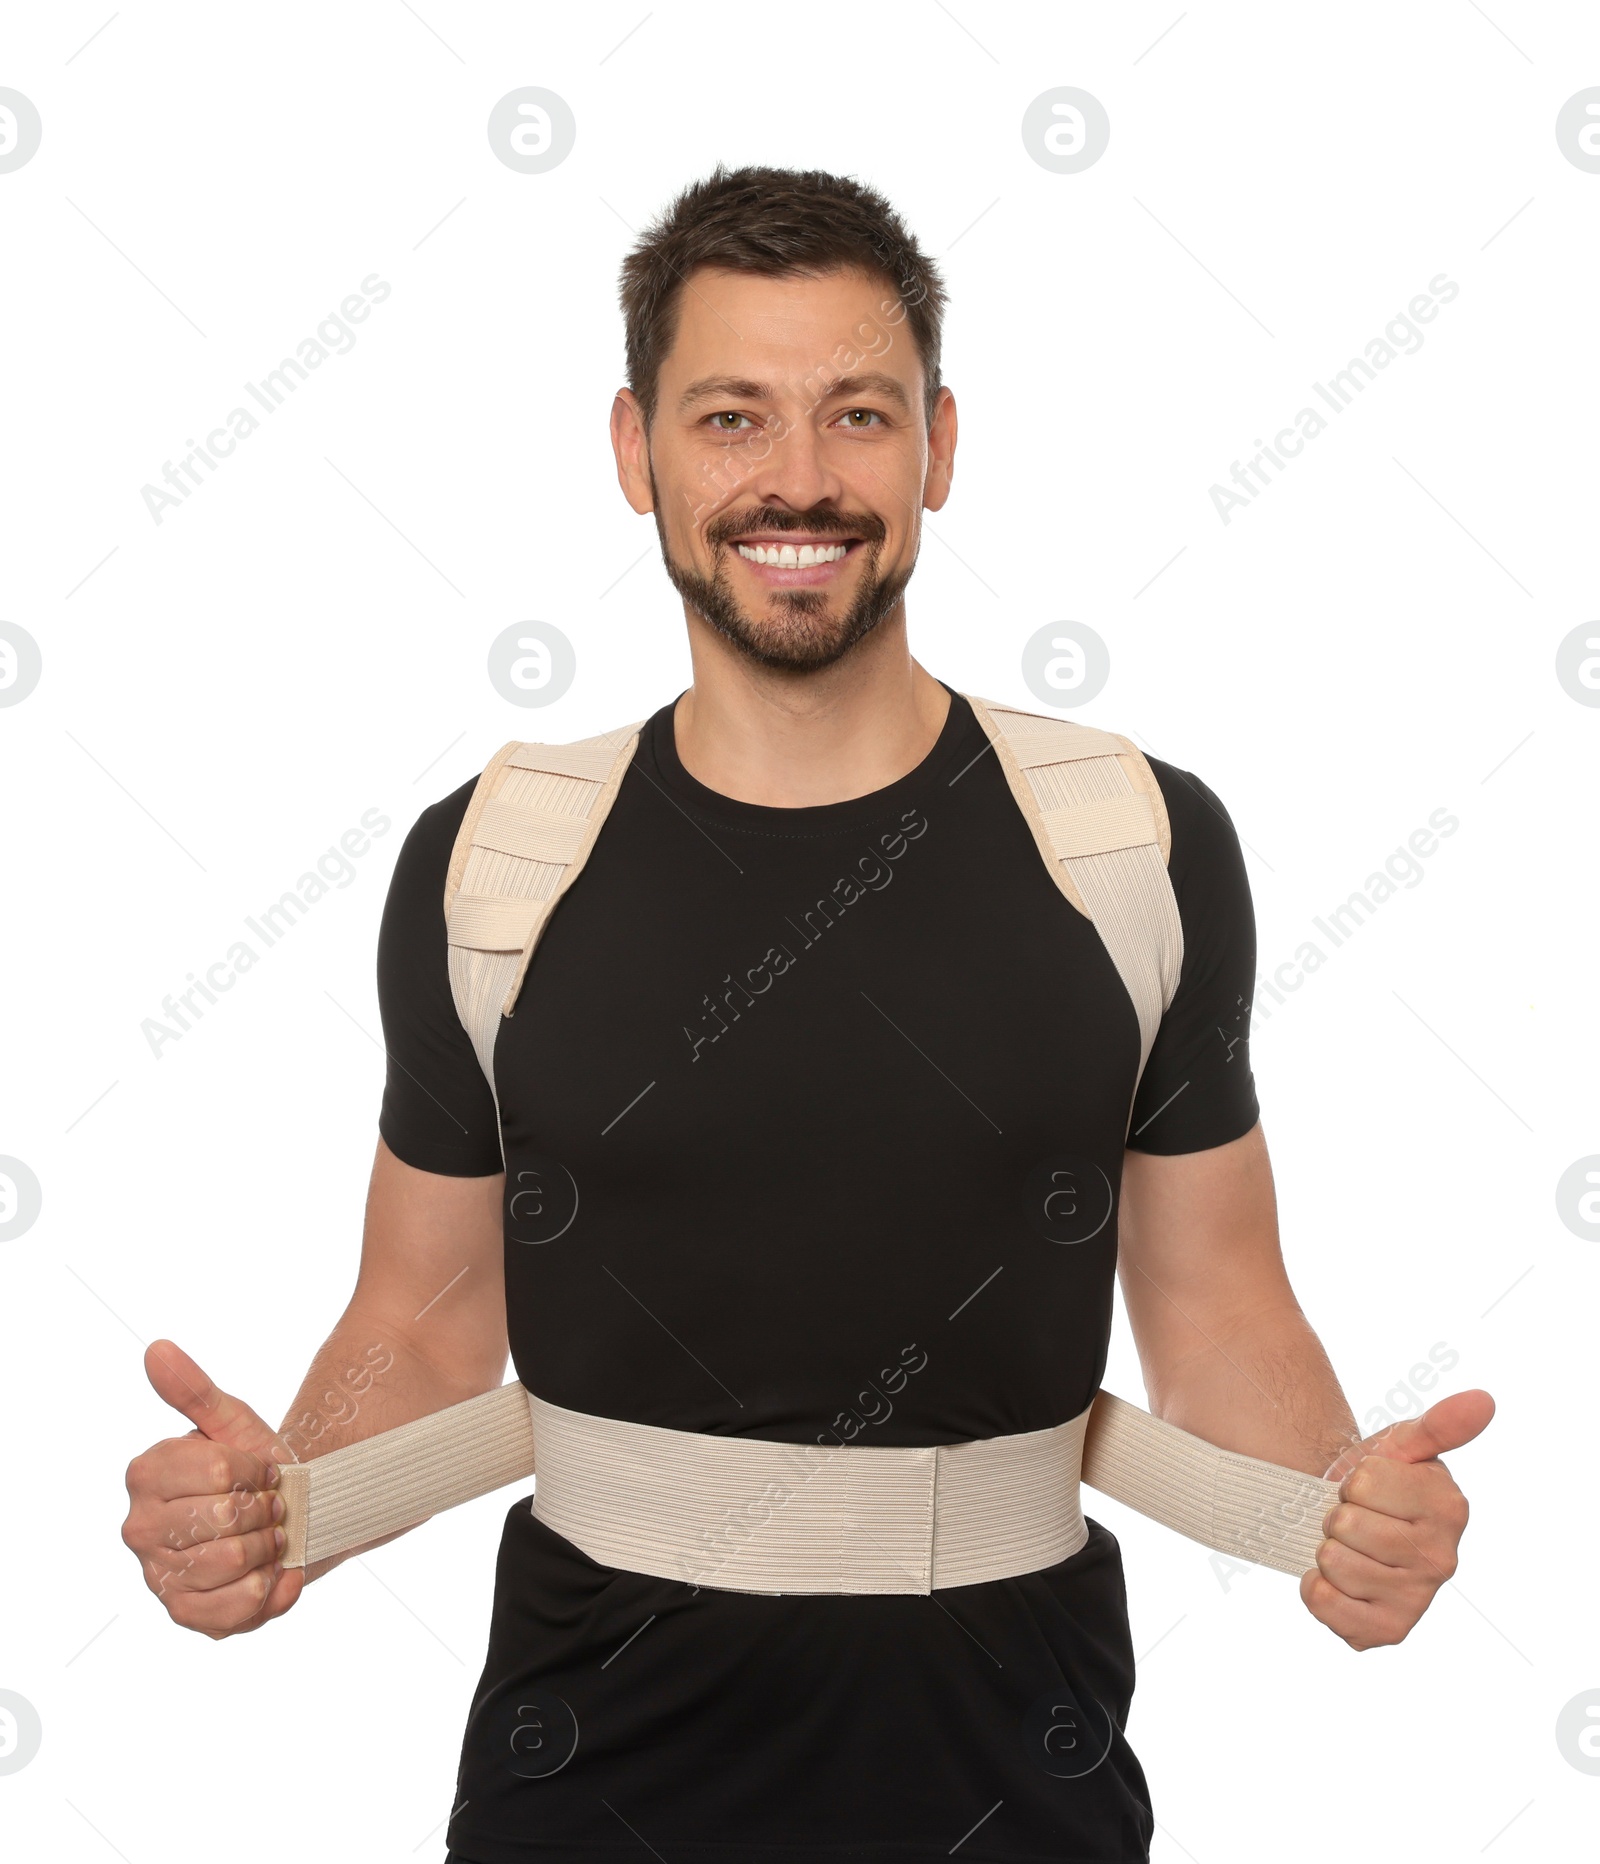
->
[847,451,924,542]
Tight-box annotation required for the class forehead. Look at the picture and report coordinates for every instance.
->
[660,264,919,396]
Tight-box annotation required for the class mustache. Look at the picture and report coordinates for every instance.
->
[705,508,887,548]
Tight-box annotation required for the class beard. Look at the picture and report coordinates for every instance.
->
[649,478,913,674]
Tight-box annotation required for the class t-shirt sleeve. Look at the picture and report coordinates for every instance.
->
[375,777,505,1176]
[1124,756,1261,1154]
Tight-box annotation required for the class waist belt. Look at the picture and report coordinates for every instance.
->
[530,1392,1090,1594]
[276,1384,1339,1592]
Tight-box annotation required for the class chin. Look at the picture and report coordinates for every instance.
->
[664,556,912,677]
[704,612,873,674]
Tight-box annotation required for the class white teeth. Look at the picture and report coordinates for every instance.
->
[735,541,850,566]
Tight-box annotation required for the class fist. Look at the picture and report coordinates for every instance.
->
[1300,1387,1493,1652]
[122,1339,305,1638]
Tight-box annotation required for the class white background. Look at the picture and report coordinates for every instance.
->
[1,2,1596,1859]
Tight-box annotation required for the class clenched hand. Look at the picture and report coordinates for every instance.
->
[122,1339,305,1638]
[1301,1388,1494,1651]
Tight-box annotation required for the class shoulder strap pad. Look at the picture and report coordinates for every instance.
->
[442,701,1185,1146]
[963,694,1184,1100]
[443,720,642,1154]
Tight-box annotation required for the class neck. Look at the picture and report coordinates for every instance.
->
[672,610,952,808]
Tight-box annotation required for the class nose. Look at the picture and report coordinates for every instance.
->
[734,412,846,520]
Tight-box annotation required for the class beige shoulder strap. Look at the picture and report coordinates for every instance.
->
[445,699,1184,1126]
[962,694,1184,1101]
[443,720,643,1161]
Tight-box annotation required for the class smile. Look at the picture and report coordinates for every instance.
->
[735,540,854,567]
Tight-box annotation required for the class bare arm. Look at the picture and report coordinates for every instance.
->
[1118,1117,1492,1650]
[1116,1119,1359,1477]
[282,1136,508,1583]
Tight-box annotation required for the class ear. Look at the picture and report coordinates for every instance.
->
[611,387,655,516]
[922,384,958,514]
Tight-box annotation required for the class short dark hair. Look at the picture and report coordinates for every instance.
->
[618,163,948,430]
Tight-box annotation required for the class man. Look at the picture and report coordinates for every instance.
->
[122,165,1491,1862]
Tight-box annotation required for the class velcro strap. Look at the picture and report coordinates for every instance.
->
[525,1392,1093,1595]
[1041,793,1157,860]
[272,1381,1334,1581]
[473,796,590,865]
[1082,1391,1340,1577]
[993,717,1128,769]
[277,1383,536,1568]
[447,892,550,951]
[505,737,629,782]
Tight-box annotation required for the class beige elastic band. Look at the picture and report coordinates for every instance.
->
[527,1391,1090,1595]
[446,893,551,950]
[1041,793,1159,861]
[472,796,593,865]
[277,1384,1339,1585]
[1082,1391,1339,1577]
[276,1382,535,1569]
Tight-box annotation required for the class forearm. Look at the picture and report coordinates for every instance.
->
[276,1303,504,1582]
[1118,1129,1359,1479]
[1146,1299,1359,1479]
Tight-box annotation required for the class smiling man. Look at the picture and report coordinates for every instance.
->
[123,165,1490,1864]
[651,354,907,668]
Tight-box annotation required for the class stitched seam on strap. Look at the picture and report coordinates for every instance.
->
[921,1447,936,1592]
[443,740,521,926]
[921,1439,936,1588]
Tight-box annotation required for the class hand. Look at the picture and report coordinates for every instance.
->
[1300,1388,1494,1651]
[122,1339,305,1638]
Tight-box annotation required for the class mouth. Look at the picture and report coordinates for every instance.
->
[726,533,865,587]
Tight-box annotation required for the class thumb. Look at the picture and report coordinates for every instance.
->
[145,1338,287,1462]
[1356,1388,1497,1466]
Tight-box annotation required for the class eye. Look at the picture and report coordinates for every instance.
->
[706,410,756,432]
[835,408,885,429]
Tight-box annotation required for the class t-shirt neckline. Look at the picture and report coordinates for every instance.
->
[642,681,977,835]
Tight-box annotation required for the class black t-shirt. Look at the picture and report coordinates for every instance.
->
[377,685,1260,1864]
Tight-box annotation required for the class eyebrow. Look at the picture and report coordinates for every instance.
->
[676,370,912,416]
